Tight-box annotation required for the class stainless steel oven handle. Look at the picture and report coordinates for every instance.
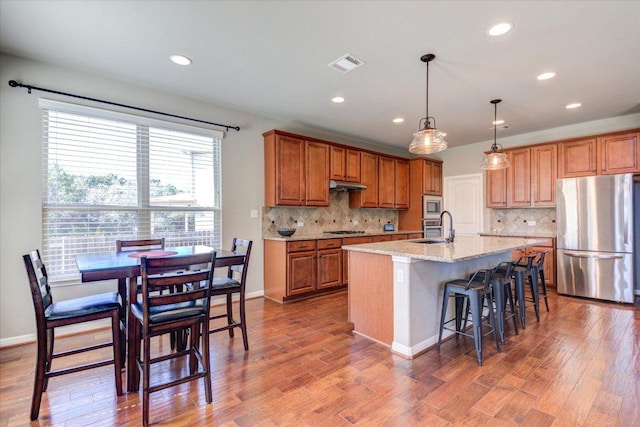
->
[563,251,624,260]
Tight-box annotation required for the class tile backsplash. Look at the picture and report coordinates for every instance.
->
[262,191,400,237]
[489,208,556,234]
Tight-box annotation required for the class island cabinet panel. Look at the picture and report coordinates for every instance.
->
[598,132,640,175]
[558,138,597,178]
[342,236,374,285]
[350,152,379,208]
[347,251,394,345]
[532,144,557,206]
[486,168,508,207]
[378,156,396,208]
[507,148,531,207]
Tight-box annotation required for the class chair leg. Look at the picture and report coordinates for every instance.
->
[142,332,151,427]
[200,322,212,403]
[43,328,54,391]
[492,280,505,345]
[505,283,519,336]
[513,272,526,328]
[110,311,124,396]
[529,268,541,322]
[436,286,449,349]
[486,293,500,353]
[239,292,249,351]
[226,294,234,338]
[455,294,466,336]
[468,292,483,366]
[30,330,48,420]
[539,269,550,312]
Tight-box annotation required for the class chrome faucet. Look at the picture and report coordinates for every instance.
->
[439,210,455,243]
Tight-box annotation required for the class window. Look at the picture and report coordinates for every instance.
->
[40,99,222,282]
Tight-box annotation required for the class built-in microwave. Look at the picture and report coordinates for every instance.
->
[423,195,443,218]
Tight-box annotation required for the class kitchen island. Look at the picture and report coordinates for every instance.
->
[342,235,548,358]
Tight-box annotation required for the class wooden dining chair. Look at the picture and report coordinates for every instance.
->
[116,237,165,253]
[209,238,253,351]
[22,250,123,420]
[130,252,216,427]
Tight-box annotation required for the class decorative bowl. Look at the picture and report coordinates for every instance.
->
[277,228,296,237]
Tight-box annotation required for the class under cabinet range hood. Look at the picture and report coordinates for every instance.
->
[329,180,367,192]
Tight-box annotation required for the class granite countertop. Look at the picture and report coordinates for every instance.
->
[342,235,549,263]
[263,230,423,242]
[479,231,556,239]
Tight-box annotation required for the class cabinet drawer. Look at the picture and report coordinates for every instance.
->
[318,238,342,250]
[287,240,316,252]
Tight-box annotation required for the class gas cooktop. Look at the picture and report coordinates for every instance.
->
[323,230,366,235]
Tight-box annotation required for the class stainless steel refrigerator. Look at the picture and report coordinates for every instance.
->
[556,174,636,303]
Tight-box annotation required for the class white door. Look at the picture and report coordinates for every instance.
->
[443,173,483,236]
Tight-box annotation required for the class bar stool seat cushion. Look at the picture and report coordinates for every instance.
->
[131,300,204,324]
[45,292,120,321]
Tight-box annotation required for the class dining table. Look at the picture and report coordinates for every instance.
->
[75,245,245,392]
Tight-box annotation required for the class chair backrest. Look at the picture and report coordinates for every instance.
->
[139,252,216,322]
[116,238,165,253]
[467,268,494,291]
[493,261,514,281]
[228,238,253,286]
[23,250,52,330]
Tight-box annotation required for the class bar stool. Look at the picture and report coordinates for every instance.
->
[437,268,500,366]
[490,262,519,344]
[533,251,550,312]
[512,253,540,328]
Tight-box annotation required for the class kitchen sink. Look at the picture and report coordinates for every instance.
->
[414,239,449,244]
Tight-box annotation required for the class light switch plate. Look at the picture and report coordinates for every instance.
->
[250,209,258,218]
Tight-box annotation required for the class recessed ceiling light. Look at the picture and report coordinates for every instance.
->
[537,72,556,80]
[566,102,582,109]
[393,118,404,124]
[170,54,192,66]
[492,119,505,125]
[332,96,345,103]
[488,22,513,36]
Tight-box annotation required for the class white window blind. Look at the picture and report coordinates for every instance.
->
[40,99,222,282]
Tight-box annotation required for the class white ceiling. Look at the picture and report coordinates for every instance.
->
[1,1,639,150]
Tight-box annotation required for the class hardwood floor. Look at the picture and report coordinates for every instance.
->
[1,289,639,426]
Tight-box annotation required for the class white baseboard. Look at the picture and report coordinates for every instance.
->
[0,291,265,349]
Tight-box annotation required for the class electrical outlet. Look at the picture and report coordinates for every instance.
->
[297,222,304,227]
[353,220,359,225]
[396,269,404,283]
[528,220,537,226]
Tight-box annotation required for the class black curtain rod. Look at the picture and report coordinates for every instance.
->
[8,80,240,132]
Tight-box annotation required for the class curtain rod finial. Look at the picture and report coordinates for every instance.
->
[8,80,20,87]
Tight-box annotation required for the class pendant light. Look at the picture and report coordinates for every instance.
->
[408,54,447,155]
[480,99,511,170]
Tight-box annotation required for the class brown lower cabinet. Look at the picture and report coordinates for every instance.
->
[264,238,346,302]
[265,233,421,302]
[511,239,555,287]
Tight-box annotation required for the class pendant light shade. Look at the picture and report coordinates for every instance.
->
[408,54,447,155]
[481,99,511,170]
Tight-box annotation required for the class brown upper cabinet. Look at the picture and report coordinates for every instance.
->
[377,157,409,209]
[330,146,361,182]
[350,152,379,208]
[557,131,640,178]
[487,145,555,208]
[264,130,329,207]
[531,144,557,206]
[557,138,597,178]
[423,159,443,196]
[597,132,640,175]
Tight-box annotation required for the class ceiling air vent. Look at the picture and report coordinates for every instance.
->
[328,54,366,73]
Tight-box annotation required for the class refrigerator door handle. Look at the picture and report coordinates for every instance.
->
[563,251,624,260]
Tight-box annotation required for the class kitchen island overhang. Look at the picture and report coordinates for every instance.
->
[342,235,550,358]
